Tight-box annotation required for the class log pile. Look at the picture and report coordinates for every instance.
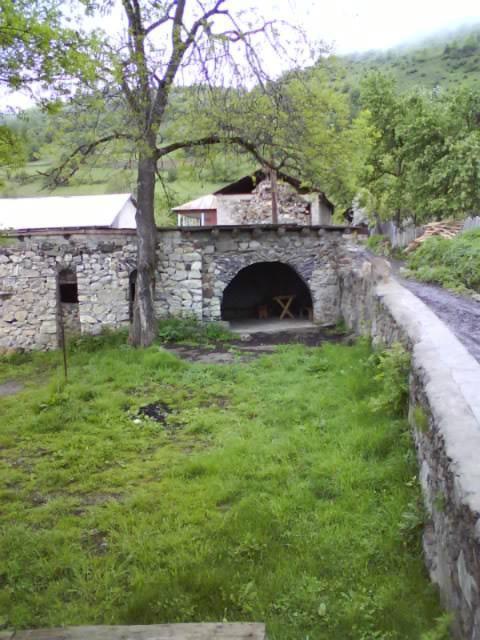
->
[405,220,464,252]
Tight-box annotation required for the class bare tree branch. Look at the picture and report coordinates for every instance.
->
[145,1,177,35]
[39,133,134,187]
[156,133,276,170]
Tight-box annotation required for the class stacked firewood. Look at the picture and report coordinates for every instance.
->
[405,220,464,252]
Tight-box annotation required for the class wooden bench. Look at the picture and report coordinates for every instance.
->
[0,623,267,640]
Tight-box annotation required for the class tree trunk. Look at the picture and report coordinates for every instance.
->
[129,136,158,347]
[270,167,278,224]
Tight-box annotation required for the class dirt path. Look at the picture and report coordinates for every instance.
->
[395,272,480,364]
[163,328,348,364]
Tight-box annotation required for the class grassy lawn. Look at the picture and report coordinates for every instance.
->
[0,333,444,639]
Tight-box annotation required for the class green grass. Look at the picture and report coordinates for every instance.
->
[406,228,480,294]
[0,334,444,638]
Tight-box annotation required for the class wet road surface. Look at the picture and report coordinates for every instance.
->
[398,276,480,364]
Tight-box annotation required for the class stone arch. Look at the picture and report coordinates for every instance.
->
[220,261,313,321]
[202,237,341,324]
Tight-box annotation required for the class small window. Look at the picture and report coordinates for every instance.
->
[178,213,204,227]
[58,269,78,303]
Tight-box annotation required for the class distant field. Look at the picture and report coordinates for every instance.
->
[0,159,226,225]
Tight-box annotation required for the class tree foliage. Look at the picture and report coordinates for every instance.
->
[360,72,480,224]
[0,0,96,170]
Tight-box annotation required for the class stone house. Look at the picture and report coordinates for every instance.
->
[173,170,334,227]
[0,186,341,352]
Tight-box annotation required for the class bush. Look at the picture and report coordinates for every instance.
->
[366,234,392,256]
[105,171,134,193]
[369,342,411,416]
[407,229,480,293]
[157,316,234,344]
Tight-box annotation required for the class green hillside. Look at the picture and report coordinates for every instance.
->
[337,22,480,93]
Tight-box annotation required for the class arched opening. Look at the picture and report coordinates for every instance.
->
[129,270,137,322]
[221,262,313,322]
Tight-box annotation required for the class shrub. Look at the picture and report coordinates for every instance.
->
[157,316,234,344]
[420,614,453,640]
[369,342,411,416]
[366,234,392,257]
[105,171,133,193]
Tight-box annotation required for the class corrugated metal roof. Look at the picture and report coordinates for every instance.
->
[0,193,136,230]
[172,194,217,211]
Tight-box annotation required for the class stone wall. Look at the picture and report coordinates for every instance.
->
[156,227,342,323]
[0,232,137,350]
[60,303,81,338]
[216,180,311,225]
[340,243,480,640]
[0,226,346,350]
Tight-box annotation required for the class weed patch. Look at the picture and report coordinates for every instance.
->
[157,317,234,345]
[406,229,480,294]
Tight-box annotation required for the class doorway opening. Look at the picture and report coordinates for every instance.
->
[57,268,80,345]
[221,262,313,322]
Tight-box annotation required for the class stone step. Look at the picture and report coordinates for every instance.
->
[0,624,266,640]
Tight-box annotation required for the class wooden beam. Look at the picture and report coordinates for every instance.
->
[269,167,278,224]
[5,623,267,640]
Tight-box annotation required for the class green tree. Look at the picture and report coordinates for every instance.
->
[0,0,94,168]
[15,1,314,347]
[361,72,480,224]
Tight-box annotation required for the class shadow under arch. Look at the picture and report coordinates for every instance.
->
[221,261,313,321]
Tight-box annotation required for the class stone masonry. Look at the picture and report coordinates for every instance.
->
[216,180,311,225]
[0,225,346,350]
[340,243,480,640]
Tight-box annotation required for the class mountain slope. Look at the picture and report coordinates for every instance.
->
[336,22,480,93]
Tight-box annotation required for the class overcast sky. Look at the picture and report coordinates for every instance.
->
[268,0,480,53]
[3,0,480,110]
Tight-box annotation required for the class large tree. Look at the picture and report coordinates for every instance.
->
[30,0,309,347]
[5,2,364,346]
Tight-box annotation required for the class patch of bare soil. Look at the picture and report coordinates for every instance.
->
[0,381,23,397]
[163,328,350,364]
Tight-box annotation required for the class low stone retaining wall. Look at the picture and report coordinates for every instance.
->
[340,245,480,639]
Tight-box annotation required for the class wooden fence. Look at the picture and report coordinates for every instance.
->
[376,216,480,248]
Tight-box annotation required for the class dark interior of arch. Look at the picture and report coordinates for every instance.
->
[221,262,313,321]
[129,270,137,322]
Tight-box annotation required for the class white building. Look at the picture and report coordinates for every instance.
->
[0,193,136,231]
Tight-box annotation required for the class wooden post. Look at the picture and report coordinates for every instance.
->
[59,301,68,382]
[270,167,278,224]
